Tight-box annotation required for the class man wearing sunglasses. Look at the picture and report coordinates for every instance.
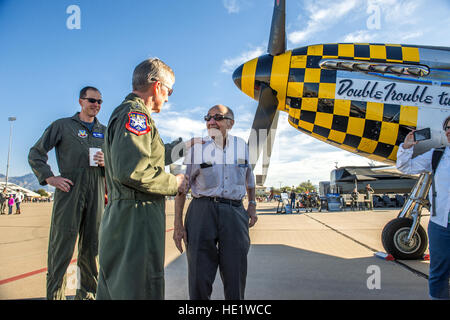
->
[396,115,450,300]
[96,58,188,300]
[28,86,106,299]
[173,104,257,300]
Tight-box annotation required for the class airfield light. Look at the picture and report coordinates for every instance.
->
[5,117,16,190]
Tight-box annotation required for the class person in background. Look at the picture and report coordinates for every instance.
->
[351,188,359,210]
[14,190,24,214]
[365,184,374,210]
[0,188,7,215]
[8,195,14,215]
[290,187,296,209]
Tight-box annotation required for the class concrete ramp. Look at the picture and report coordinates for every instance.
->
[165,244,429,300]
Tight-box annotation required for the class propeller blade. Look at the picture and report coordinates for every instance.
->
[248,82,279,185]
[260,110,279,185]
[268,0,286,56]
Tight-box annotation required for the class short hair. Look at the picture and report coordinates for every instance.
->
[132,58,175,92]
[443,116,450,130]
[79,86,101,99]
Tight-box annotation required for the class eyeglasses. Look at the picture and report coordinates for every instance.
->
[204,114,233,122]
[445,126,450,131]
[151,78,173,96]
[81,98,103,105]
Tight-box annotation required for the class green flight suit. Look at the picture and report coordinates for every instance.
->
[28,113,106,300]
[97,93,181,300]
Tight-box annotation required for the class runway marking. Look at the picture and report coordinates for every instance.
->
[304,213,378,253]
[0,259,77,286]
[0,227,176,286]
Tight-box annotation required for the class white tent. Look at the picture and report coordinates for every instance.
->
[0,182,41,197]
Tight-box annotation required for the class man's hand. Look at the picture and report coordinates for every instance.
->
[176,174,188,194]
[402,131,418,149]
[247,203,258,228]
[173,223,187,254]
[93,150,105,167]
[94,150,105,167]
[46,176,74,192]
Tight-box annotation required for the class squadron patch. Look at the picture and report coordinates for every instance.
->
[125,112,151,136]
[78,130,88,138]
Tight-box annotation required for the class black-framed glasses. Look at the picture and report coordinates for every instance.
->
[204,114,233,122]
[151,78,173,96]
[81,97,103,105]
[445,126,450,131]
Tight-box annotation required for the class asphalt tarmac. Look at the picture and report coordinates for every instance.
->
[0,201,431,300]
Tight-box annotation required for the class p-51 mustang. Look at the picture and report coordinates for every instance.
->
[232,0,450,259]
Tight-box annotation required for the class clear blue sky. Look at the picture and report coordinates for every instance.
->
[0,0,449,187]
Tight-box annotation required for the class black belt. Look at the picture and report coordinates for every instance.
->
[198,196,242,207]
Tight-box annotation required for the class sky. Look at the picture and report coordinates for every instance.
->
[0,0,449,188]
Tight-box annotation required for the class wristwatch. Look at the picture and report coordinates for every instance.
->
[248,200,257,206]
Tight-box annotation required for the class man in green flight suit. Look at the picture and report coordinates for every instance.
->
[96,58,188,300]
[28,86,106,300]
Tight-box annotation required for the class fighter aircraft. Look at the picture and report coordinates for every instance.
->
[232,0,450,260]
[232,0,450,186]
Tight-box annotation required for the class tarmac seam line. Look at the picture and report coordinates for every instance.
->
[304,213,430,281]
[0,227,176,286]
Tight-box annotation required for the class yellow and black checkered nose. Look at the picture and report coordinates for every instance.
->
[286,43,420,163]
[232,43,424,164]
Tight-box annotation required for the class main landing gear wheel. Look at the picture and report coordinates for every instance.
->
[381,218,428,260]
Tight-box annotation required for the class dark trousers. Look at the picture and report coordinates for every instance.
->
[185,197,250,300]
[428,221,450,299]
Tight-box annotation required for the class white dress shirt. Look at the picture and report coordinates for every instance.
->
[184,134,255,201]
[396,144,450,228]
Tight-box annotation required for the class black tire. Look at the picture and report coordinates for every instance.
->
[381,218,428,260]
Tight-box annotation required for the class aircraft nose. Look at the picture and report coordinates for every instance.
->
[232,63,243,91]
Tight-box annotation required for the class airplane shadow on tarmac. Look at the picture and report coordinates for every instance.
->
[165,244,429,300]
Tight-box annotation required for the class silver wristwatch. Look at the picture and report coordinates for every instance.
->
[248,200,257,206]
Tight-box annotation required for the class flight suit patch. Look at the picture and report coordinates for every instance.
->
[78,130,88,138]
[125,112,151,136]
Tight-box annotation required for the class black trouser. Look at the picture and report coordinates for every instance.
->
[185,197,250,300]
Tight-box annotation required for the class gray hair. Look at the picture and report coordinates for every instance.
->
[132,58,175,92]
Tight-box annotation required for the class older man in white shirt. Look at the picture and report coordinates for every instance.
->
[173,104,257,300]
[396,116,450,300]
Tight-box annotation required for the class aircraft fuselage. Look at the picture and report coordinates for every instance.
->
[233,43,450,164]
